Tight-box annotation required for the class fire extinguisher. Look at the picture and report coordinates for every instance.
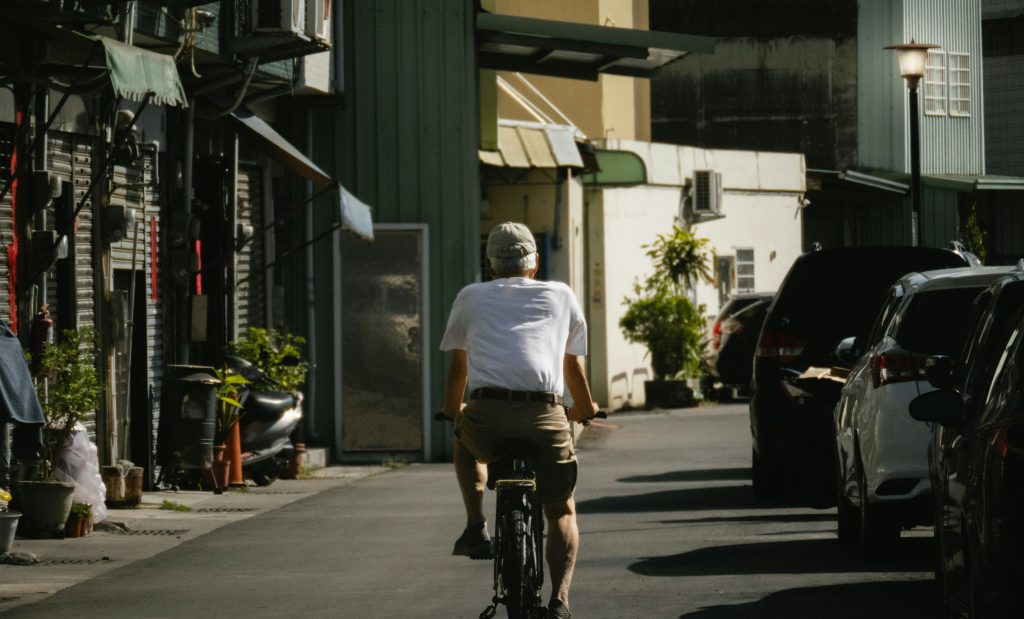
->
[29,304,52,374]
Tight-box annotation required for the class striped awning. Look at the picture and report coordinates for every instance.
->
[479,121,585,169]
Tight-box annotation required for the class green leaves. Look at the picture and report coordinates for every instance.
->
[227,327,311,395]
[33,327,103,481]
[620,225,711,381]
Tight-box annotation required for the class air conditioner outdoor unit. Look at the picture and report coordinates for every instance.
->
[252,0,306,36]
[305,0,330,43]
[693,169,723,215]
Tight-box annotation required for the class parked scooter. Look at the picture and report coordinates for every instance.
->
[225,355,303,486]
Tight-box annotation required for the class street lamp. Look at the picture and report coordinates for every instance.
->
[885,39,939,247]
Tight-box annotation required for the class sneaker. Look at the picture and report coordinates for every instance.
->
[548,599,571,618]
[452,525,492,559]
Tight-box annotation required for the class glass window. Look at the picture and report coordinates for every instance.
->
[987,325,1021,406]
[949,53,971,117]
[868,286,903,346]
[735,249,754,292]
[895,287,985,355]
[924,51,947,116]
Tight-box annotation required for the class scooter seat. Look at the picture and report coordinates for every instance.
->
[245,391,295,419]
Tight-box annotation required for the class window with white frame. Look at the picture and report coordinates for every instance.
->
[735,249,755,291]
[949,53,971,116]
[924,50,947,116]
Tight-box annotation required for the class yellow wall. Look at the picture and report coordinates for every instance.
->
[492,0,649,141]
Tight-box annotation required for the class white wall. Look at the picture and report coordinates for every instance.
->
[587,141,806,409]
[587,185,681,409]
[692,192,805,319]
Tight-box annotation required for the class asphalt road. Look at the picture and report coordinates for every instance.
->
[2,403,937,618]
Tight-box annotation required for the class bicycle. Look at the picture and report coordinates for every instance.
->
[439,408,607,619]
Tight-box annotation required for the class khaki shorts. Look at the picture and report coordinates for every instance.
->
[455,399,577,504]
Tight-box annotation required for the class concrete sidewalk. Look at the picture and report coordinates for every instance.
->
[0,464,388,614]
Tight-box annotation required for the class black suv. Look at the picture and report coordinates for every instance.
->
[750,246,969,505]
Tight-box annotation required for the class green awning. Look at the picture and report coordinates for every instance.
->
[477,12,715,81]
[581,150,647,185]
[103,38,188,107]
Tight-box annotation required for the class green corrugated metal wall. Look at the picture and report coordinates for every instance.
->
[298,0,480,461]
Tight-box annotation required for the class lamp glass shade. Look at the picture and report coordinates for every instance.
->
[897,48,929,79]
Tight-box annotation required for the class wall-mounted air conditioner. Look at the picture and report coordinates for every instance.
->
[252,0,306,36]
[305,0,330,43]
[693,169,723,215]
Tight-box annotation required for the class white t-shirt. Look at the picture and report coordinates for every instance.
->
[440,277,588,395]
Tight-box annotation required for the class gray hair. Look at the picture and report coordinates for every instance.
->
[489,252,537,278]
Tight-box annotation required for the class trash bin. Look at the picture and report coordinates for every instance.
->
[157,365,220,473]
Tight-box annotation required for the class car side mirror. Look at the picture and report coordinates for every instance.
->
[908,388,964,425]
[923,355,955,389]
[834,336,862,366]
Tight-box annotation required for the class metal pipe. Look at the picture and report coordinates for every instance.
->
[178,97,195,364]
[34,86,48,308]
[909,84,922,247]
[304,109,318,441]
[226,128,238,343]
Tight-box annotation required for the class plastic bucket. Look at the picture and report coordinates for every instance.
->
[1,511,21,554]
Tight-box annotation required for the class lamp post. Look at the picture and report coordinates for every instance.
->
[885,40,939,246]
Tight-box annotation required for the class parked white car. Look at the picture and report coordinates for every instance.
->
[832,266,1019,556]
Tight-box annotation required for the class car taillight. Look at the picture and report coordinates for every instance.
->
[871,350,926,387]
[993,423,1024,460]
[711,320,723,350]
[757,329,805,364]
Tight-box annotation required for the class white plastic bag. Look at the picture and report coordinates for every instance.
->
[54,422,108,523]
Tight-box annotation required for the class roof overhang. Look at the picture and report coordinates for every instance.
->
[923,174,1024,192]
[480,120,586,169]
[227,106,374,242]
[476,12,715,81]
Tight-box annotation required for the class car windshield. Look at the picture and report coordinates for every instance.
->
[895,287,985,355]
[768,249,966,368]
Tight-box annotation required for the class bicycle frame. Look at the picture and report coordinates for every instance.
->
[481,455,545,619]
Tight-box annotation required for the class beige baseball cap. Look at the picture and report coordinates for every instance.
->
[486,222,537,259]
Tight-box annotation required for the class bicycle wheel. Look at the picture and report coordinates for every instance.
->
[502,508,529,618]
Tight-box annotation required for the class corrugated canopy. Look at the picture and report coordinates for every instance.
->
[228,106,374,241]
[477,12,715,81]
[479,122,585,169]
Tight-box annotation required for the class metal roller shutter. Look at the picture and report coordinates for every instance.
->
[0,124,12,325]
[236,164,265,332]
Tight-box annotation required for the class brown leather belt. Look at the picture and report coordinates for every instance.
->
[470,387,563,406]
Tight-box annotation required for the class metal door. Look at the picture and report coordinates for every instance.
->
[339,225,428,455]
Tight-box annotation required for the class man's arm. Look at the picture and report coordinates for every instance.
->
[563,353,599,422]
[443,349,469,419]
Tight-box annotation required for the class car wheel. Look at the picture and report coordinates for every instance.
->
[752,447,783,500]
[858,461,899,558]
[836,473,859,544]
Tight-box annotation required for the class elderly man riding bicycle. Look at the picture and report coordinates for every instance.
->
[442,221,599,619]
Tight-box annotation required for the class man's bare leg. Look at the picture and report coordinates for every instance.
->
[544,498,579,610]
[454,440,488,527]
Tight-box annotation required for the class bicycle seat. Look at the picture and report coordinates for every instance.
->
[494,438,540,459]
[486,438,539,490]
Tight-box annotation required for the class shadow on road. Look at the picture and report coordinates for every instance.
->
[577,484,758,514]
[660,513,836,525]
[618,468,752,484]
[630,537,933,577]
[678,579,938,618]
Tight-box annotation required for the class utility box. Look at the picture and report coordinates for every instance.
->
[157,365,220,474]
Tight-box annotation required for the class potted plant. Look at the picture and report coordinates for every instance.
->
[206,366,247,492]
[620,226,712,409]
[64,502,92,538]
[20,327,102,537]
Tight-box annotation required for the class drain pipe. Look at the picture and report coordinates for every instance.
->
[304,109,318,442]
[177,98,195,364]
